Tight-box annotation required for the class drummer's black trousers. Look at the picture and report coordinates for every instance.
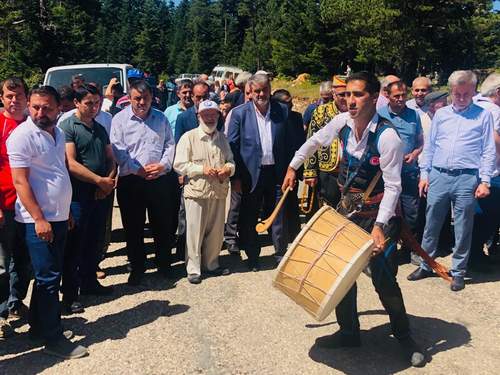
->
[334,216,411,340]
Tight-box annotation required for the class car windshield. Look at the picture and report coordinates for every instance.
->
[45,67,124,94]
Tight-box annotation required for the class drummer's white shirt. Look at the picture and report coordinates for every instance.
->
[290,112,403,225]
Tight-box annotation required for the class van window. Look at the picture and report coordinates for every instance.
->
[46,67,124,94]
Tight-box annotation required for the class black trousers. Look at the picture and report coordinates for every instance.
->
[62,197,107,303]
[470,184,500,265]
[116,174,175,273]
[334,216,411,340]
[239,167,287,263]
[224,189,242,246]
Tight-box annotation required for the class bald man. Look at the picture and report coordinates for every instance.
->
[406,77,432,114]
[376,75,400,110]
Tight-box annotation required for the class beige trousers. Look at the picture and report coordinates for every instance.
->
[185,198,226,276]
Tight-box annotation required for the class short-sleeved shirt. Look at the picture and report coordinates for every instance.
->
[378,105,423,174]
[6,118,72,223]
[59,114,110,201]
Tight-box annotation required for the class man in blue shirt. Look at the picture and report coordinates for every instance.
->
[408,70,496,291]
[163,79,193,138]
[378,81,423,264]
[111,80,176,286]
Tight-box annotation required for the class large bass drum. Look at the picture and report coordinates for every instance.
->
[273,205,374,321]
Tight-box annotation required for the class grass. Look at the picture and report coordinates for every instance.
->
[272,78,320,101]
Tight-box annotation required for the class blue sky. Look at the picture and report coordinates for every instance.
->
[494,0,500,11]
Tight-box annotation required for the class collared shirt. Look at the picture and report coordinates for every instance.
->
[110,105,175,177]
[420,103,496,183]
[406,98,429,115]
[378,105,423,174]
[474,95,500,177]
[58,109,112,135]
[59,114,110,201]
[7,118,72,223]
[164,102,185,137]
[290,112,403,224]
[174,127,235,200]
[254,103,274,165]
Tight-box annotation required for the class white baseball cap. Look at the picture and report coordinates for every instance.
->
[198,100,220,113]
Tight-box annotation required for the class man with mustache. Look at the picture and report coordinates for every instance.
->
[110,80,176,286]
[7,86,87,359]
[0,77,31,338]
[174,100,234,284]
[378,81,424,264]
[282,71,425,367]
[228,73,297,271]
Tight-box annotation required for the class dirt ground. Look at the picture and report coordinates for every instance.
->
[1,202,499,375]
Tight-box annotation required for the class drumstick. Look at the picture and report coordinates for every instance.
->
[256,186,291,233]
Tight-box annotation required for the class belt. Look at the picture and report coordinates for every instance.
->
[433,167,478,176]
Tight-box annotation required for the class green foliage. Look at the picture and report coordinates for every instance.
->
[0,0,498,84]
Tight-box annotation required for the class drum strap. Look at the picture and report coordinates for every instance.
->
[297,221,352,291]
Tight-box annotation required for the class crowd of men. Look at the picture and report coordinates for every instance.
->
[0,66,499,367]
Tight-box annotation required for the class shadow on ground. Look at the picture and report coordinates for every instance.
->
[308,310,471,374]
[0,300,189,374]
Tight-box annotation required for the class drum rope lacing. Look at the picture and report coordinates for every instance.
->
[296,221,352,293]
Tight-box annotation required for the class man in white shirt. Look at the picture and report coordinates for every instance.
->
[406,76,432,115]
[7,86,87,359]
[282,71,425,368]
[227,74,297,271]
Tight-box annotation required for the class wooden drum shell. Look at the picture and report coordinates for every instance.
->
[273,205,374,321]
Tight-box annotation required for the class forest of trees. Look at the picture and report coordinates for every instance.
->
[0,0,499,86]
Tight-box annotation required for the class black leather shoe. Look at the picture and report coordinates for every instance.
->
[227,243,240,255]
[450,276,465,291]
[206,267,231,276]
[399,337,426,367]
[187,274,202,284]
[407,268,434,281]
[62,301,85,315]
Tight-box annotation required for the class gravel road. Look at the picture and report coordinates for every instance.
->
[1,204,499,374]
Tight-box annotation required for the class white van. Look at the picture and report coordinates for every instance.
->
[44,63,133,94]
[210,65,243,84]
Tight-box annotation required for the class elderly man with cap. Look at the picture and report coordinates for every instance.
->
[406,77,432,115]
[303,75,348,209]
[174,100,234,284]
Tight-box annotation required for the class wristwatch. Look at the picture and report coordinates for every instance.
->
[374,221,385,229]
[481,181,491,188]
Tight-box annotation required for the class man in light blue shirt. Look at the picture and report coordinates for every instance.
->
[378,81,423,263]
[163,79,193,137]
[408,70,496,291]
[110,80,176,286]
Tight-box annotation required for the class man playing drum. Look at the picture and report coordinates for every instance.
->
[282,71,425,367]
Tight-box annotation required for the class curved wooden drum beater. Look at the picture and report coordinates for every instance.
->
[255,187,291,233]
